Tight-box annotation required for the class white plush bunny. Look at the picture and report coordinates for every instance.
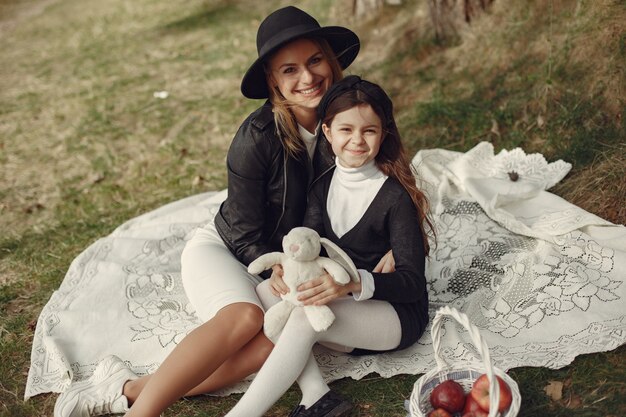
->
[248,227,359,340]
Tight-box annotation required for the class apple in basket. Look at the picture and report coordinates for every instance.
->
[461,411,488,417]
[429,379,466,413]
[463,394,488,415]
[428,408,453,417]
[470,374,513,413]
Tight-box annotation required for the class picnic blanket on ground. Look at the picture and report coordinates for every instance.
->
[25,142,626,399]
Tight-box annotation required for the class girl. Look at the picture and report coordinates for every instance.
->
[224,75,434,417]
[53,7,382,417]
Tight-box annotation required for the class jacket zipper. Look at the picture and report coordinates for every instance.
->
[268,150,289,242]
[308,163,334,193]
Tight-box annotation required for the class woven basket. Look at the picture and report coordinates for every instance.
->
[409,306,521,417]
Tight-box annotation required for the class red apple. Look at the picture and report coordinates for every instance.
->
[429,379,466,413]
[428,408,453,417]
[470,373,513,413]
[463,394,485,414]
[462,411,489,417]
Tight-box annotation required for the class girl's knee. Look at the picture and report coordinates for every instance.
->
[255,280,281,309]
[284,307,315,333]
[290,305,307,321]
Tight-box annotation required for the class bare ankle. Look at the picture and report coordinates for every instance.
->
[122,378,139,404]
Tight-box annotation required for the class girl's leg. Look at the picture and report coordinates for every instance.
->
[255,279,282,310]
[295,353,331,407]
[256,279,330,406]
[225,298,402,417]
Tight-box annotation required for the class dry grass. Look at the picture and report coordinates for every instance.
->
[356,0,625,226]
[552,144,626,225]
[1,0,625,416]
[0,0,273,238]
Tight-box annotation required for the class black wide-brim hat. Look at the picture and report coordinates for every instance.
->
[240,6,360,99]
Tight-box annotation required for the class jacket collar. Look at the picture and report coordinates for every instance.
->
[249,100,275,131]
[310,132,335,190]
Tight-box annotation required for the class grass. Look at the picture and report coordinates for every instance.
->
[1,0,625,416]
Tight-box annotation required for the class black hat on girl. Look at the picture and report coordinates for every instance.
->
[317,75,394,124]
[240,6,360,99]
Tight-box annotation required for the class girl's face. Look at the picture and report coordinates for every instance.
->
[322,104,384,169]
[267,38,333,112]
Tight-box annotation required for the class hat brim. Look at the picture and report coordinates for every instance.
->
[240,26,360,99]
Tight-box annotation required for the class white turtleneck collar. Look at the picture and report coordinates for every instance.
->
[334,158,383,182]
[327,158,387,239]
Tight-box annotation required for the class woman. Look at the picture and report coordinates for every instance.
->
[53,6,368,417]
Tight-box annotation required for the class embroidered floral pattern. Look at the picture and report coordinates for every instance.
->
[25,146,626,399]
[427,198,622,339]
[125,268,199,347]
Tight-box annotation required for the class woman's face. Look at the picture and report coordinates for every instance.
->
[267,38,333,112]
[322,104,384,169]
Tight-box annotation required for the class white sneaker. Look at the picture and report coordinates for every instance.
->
[54,355,137,417]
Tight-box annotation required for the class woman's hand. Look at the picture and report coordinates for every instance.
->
[373,249,395,273]
[268,264,289,297]
[297,272,361,306]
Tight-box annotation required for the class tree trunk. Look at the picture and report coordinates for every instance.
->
[354,0,382,18]
[352,0,402,19]
[428,0,495,41]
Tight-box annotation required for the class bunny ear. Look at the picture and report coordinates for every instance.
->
[320,238,360,282]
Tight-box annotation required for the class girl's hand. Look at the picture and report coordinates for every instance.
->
[268,264,289,297]
[373,249,395,273]
[297,272,361,306]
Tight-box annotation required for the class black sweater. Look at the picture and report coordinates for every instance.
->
[304,169,429,352]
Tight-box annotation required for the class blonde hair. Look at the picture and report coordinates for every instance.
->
[265,38,344,157]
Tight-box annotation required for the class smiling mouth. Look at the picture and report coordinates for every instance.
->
[296,83,322,96]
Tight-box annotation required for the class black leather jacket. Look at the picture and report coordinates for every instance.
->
[214,101,334,268]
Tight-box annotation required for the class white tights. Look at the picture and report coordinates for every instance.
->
[224,281,402,417]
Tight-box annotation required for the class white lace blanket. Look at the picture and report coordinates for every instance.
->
[25,142,626,400]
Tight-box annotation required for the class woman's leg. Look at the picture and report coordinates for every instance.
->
[123,324,273,403]
[125,302,264,417]
[53,224,274,417]
[225,298,402,417]
[124,248,283,405]
[125,226,272,417]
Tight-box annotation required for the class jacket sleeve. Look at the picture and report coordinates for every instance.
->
[303,181,325,236]
[221,118,279,266]
[371,192,427,303]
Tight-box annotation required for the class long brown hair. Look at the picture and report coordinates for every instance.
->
[321,88,435,253]
[264,38,344,157]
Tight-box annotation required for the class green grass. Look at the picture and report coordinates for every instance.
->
[1,0,625,416]
[401,60,624,165]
